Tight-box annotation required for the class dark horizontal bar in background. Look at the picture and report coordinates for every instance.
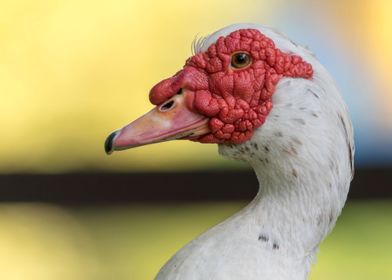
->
[0,168,390,203]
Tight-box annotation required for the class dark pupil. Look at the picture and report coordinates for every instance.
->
[232,53,249,67]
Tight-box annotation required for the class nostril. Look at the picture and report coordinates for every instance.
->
[159,100,175,112]
[177,88,183,95]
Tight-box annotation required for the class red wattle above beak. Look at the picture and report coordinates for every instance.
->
[105,92,210,154]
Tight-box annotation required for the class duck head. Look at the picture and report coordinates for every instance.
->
[105,27,313,155]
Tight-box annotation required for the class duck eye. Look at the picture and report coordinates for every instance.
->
[231,52,251,69]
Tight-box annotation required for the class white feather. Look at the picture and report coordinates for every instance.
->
[155,23,354,280]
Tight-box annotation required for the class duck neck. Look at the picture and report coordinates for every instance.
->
[244,157,347,274]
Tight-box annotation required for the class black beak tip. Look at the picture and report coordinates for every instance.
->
[105,131,117,155]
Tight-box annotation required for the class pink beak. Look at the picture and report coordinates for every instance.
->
[105,92,210,154]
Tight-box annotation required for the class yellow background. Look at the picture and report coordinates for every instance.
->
[1,0,391,172]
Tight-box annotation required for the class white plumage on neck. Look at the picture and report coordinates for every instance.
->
[155,23,354,280]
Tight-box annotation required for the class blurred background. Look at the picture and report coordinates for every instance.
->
[0,0,391,279]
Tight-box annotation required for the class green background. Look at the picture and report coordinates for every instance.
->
[1,201,390,280]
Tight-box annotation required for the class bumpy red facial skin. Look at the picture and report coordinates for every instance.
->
[149,29,313,144]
